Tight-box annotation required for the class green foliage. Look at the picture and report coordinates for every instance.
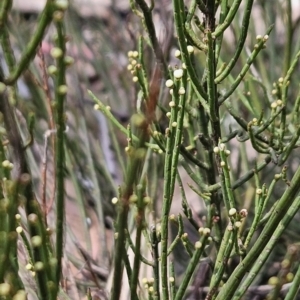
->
[0,0,300,300]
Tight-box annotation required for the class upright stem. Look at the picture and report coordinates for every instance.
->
[216,165,300,300]
[54,20,67,298]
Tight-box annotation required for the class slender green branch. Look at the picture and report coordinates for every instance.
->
[161,73,187,299]
[215,0,255,84]
[126,230,154,267]
[0,0,11,28]
[285,261,300,300]
[172,0,208,107]
[218,26,273,104]
[206,31,218,122]
[2,0,55,85]
[208,225,236,299]
[130,184,146,299]
[214,0,243,38]
[279,49,300,148]
[53,19,67,299]
[150,225,160,300]
[174,234,209,300]
[233,196,300,300]
[279,125,300,165]
[215,164,300,300]
[134,0,168,76]
[185,0,208,53]
[283,0,293,75]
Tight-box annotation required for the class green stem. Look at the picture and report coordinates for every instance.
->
[174,235,208,300]
[208,225,236,300]
[215,164,300,300]
[233,196,300,300]
[134,0,168,76]
[284,261,300,300]
[283,0,292,75]
[214,0,243,38]
[218,26,274,104]
[54,20,66,298]
[215,0,254,84]
[2,0,55,85]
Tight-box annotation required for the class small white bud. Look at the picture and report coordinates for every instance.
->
[169,101,175,107]
[195,241,202,248]
[0,283,10,296]
[64,56,74,66]
[142,278,148,284]
[219,143,225,151]
[2,160,12,169]
[129,194,138,203]
[57,85,68,95]
[178,87,185,95]
[213,147,220,154]
[48,65,57,75]
[31,236,42,247]
[16,226,23,234]
[165,79,174,88]
[203,228,211,235]
[148,277,155,284]
[34,261,44,271]
[271,102,277,109]
[54,0,68,10]
[187,45,194,53]
[229,208,237,216]
[235,221,242,228]
[143,196,151,204]
[174,49,181,58]
[174,69,184,79]
[111,197,118,204]
[50,47,63,59]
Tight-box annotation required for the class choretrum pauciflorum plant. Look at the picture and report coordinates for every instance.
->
[1,0,300,300]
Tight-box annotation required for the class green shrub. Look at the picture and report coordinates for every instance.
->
[0,0,300,299]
